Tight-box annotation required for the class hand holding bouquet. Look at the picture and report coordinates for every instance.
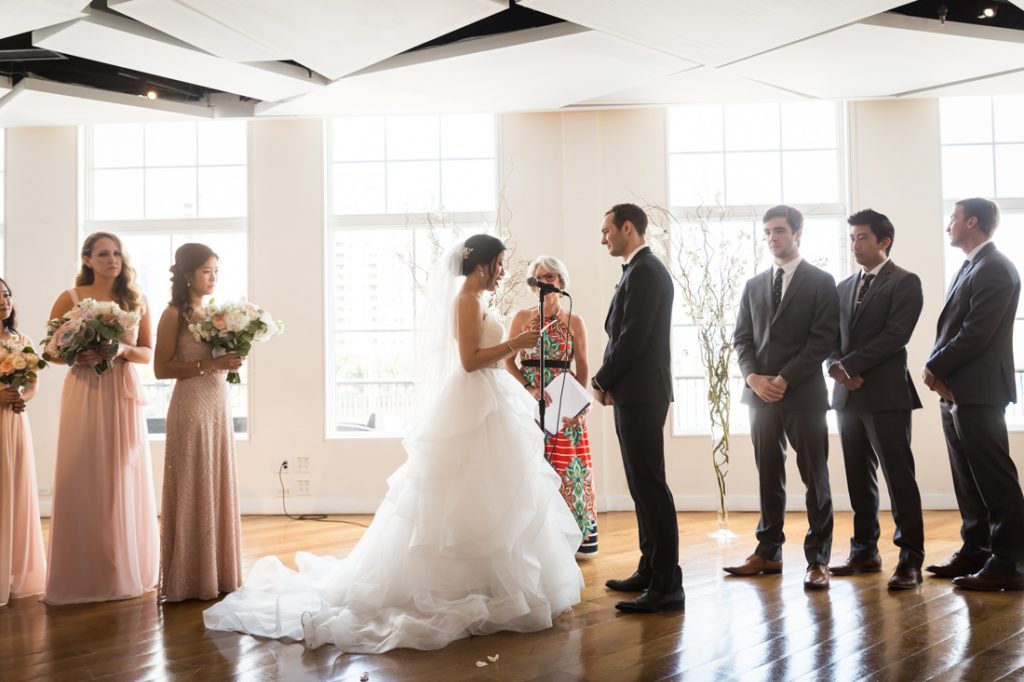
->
[42,298,141,375]
[0,339,46,413]
[189,299,285,384]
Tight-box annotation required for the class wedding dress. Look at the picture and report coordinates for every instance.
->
[203,304,584,653]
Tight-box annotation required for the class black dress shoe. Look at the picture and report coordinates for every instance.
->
[605,572,651,592]
[615,587,685,613]
[925,552,989,579]
[953,556,1024,591]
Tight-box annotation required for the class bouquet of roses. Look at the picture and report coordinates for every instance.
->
[189,299,285,384]
[42,298,141,375]
[0,338,47,387]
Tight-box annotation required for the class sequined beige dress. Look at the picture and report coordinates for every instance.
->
[159,318,241,601]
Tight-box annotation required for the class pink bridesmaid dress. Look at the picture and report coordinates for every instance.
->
[44,290,159,605]
[0,333,46,606]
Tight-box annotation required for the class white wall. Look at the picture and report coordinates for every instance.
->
[5,100,1022,517]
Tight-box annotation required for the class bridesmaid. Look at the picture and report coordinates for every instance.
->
[154,243,242,602]
[504,255,598,557]
[0,276,46,605]
[44,232,159,604]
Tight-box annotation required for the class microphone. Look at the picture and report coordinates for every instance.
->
[527,277,569,296]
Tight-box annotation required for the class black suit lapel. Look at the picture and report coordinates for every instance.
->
[851,261,893,328]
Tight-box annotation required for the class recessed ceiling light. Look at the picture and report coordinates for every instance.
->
[978,5,997,19]
[145,89,158,100]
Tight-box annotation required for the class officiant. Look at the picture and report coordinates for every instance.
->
[505,255,598,558]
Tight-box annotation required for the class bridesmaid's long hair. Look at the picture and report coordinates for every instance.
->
[76,232,144,313]
[169,242,218,323]
[0,276,17,334]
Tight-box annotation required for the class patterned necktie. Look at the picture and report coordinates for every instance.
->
[772,267,784,312]
[855,273,875,314]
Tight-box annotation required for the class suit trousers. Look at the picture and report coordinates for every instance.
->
[750,405,833,565]
[837,409,925,566]
[941,403,1024,562]
[613,402,682,592]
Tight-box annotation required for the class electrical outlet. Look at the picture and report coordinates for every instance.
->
[295,457,310,472]
[295,479,312,496]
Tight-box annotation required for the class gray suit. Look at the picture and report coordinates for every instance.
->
[830,261,925,566]
[927,241,1024,563]
[734,260,839,564]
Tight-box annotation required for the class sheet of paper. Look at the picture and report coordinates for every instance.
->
[535,372,592,436]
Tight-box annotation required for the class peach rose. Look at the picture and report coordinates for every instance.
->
[211,314,228,331]
[0,357,14,374]
[11,355,27,371]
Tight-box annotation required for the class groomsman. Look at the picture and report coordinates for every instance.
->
[827,209,925,590]
[727,205,839,589]
[924,197,1024,591]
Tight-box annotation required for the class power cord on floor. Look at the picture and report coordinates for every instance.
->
[278,462,368,527]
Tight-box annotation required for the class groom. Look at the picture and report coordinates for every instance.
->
[592,203,683,613]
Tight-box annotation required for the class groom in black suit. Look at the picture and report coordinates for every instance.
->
[726,205,839,589]
[592,203,683,613]
[923,197,1024,591]
[827,209,925,590]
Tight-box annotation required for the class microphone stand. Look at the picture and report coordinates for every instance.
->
[537,286,547,437]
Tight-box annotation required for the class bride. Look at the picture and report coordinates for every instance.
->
[203,234,584,653]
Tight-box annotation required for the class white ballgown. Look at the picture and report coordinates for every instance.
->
[203,309,584,653]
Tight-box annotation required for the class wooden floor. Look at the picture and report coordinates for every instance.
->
[2,511,1023,681]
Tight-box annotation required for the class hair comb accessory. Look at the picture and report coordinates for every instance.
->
[462,246,474,260]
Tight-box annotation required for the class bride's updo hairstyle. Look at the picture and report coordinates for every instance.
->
[169,242,218,322]
[460,234,506,280]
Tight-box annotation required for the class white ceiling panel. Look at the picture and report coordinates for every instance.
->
[0,77,213,127]
[109,0,287,62]
[722,14,1024,100]
[33,10,325,102]
[902,68,1024,98]
[257,23,695,116]
[521,0,904,67]
[0,0,89,40]
[576,66,807,107]
[171,0,505,80]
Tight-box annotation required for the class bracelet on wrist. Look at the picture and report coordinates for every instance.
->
[196,360,205,375]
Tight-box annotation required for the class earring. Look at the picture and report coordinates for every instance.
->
[480,272,485,278]
[187,280,192,288]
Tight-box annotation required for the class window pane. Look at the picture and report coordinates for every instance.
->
[198,166,247,217]
[441,114,495,159]
[941,145,994,198]
[145,123,197,167]
[387,161,440,213]
[669,153,725,207]
[93,123,144,168]
[994,96,1024,143]
[668,106,723,153]
[145,167,197,219]
[995,145,1024,198]
[781,101,837,150]
[940,97,992,144]
[332,162,385,215]
[724,104,780,151]
[333,378,415,434]
[93,169,144,220]
[332,228,415,330]
[386,116,439,160]
[799,217,846,279]
[333,116,386,162]
[441,160,495,213]
[725,151,781,205]
[197,121,247,165]
[782,150,839,204]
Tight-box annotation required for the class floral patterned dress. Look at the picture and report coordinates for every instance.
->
[519,314,597,555]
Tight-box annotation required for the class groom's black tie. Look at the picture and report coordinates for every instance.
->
[854,273,875,314]
[772,267,784,313]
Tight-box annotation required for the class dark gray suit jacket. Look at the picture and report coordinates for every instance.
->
[734,260,839,410]
[829,260,924,413]
[927,241,1021,407]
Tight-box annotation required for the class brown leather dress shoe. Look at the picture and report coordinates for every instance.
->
[723,554,782,576]
[804,564,830,589]
[887,563,923,590]
[829,553,882,576]
[925,552,989,579]
[953,557,1024,591]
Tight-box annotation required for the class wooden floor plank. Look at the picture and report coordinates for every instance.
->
[1,511,1021,682]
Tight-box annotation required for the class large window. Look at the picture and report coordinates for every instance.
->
[667,102,848,435]
[85,121,249,436]
[1,129,5,276]
[327,114,497,436]
[940,96,1024,429]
